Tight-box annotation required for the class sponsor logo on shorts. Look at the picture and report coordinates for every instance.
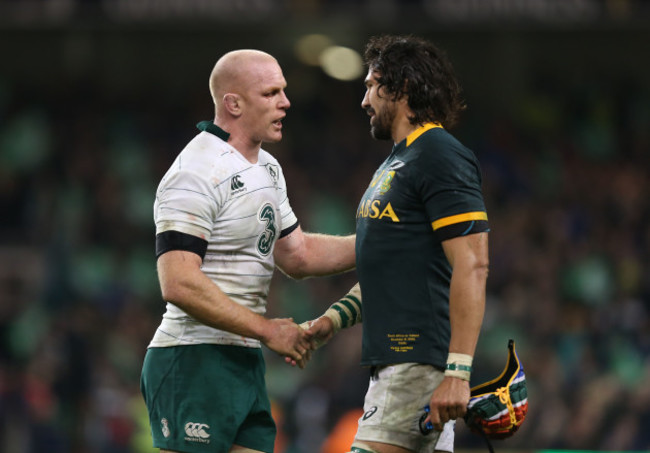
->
[161,418,171,438]
[363,406,378,420]
[184,422,211,444]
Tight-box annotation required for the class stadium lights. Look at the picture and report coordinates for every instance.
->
[294,34,364,81]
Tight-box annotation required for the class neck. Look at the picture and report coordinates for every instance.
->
[228,136,261,164]
[391,102,419,144]
[215,118,261,163]
[392,117,419,145]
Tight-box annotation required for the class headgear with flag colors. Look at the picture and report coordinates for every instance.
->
[464,339,528,450]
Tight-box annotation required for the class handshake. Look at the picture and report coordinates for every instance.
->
[260,315,336,369]
[262,283,362,368]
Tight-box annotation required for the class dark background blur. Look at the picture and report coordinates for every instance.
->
[1,0,649,452]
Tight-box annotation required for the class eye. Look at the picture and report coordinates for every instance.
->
[264,88,281,98]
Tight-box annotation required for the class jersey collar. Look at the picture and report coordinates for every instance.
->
[405,122,442,147]
[196,120,230,142]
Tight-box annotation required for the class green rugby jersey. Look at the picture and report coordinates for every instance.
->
[356,123,489,369]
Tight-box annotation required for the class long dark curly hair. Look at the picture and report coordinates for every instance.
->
[363,34,466,129]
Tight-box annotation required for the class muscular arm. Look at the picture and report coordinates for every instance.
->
[445,231,489,357]
[273,225,356,279]
[427,231,489,429]
[157,250,310,362]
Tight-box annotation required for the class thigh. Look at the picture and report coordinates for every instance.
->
[229,446,266,453]
[231,355,276,453]
[353,363,455,453]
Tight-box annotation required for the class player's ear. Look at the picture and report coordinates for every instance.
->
[223,93,242,116]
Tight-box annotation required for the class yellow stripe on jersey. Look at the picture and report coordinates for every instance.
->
[406,122,443,147]
[432,211,488,231]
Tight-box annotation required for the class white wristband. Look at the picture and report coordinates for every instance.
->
[323,308,343,333]
[445,352,473,381]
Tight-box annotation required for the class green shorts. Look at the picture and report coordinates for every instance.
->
[140,344,276,453]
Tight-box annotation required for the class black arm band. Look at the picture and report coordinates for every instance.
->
[435,220,490,242]
[156,230,208,260]
[280,221,300,238]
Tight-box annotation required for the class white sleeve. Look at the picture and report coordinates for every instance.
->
[154,169,219,240]
[276,165,299,234]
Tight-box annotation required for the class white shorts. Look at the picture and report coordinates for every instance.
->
[352,363,455,452]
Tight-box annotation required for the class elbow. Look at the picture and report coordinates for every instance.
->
[277,256,311,280]
[278,265,310,281]
[160,284,179,304]
[476,258,490,281]
[275,248,312,280]
[159,278,193,305]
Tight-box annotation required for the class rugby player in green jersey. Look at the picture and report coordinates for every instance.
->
[303,35,490,453]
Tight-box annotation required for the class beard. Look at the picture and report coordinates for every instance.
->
[369,103,396,141]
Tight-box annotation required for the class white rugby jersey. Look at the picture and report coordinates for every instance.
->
[148,122,298,348]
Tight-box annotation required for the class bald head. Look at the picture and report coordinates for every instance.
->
[209,49,279,106]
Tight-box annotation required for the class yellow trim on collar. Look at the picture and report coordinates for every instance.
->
[432,211,488,231]
[406,122,443,147]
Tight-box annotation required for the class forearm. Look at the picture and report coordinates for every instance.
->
[302,283,362,348]
[448,265,487,357]
[321,282,362,332]
[442,232,489,381]
[275,226,356,279]
[158,252,270,341]
[302,232,356,276]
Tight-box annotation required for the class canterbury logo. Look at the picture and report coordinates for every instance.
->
[184,422,210,439]
[230,175,244,191]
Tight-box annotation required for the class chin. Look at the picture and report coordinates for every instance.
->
[265,134,282,144]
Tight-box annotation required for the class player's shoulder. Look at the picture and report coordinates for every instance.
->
[170,132,245,181]
[258,148,281,167]
[181,132,232,165]
[159,132,239,191]
[409,127,476,168]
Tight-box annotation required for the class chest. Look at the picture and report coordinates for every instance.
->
[212,163,285,249]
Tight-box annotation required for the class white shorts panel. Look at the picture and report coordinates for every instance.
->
[353,363,455,452]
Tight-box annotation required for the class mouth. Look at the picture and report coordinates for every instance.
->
[272,117,284,129]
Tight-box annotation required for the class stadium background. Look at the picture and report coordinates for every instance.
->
[1,0,649,451]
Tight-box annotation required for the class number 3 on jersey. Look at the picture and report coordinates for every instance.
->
[257,203,277,256]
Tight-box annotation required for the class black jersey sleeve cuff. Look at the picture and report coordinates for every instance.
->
[434,220,490,242]
[280,221,300,239]
[156,230,208,260]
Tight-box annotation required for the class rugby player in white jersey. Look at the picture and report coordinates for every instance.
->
[140,49,356,453]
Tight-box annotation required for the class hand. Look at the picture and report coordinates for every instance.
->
[284,348,312,369]
[261,318,312,368]
[303,316,336,350]
[424,376,470,431]
[283,316,335,368]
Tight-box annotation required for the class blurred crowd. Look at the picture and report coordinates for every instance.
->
[1,36,649,453]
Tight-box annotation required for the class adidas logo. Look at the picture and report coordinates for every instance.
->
[184,422,211,444]
[230,175,245,193]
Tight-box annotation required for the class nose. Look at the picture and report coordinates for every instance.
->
[361,90,370,110]
[280,91,291,109]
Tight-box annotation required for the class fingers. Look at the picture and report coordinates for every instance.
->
[425,408,444,432]
[426,375,471,427]
[281,323,315,368]
[428,400,469,430]
[284,346,311,369]
[428,379,470,430]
